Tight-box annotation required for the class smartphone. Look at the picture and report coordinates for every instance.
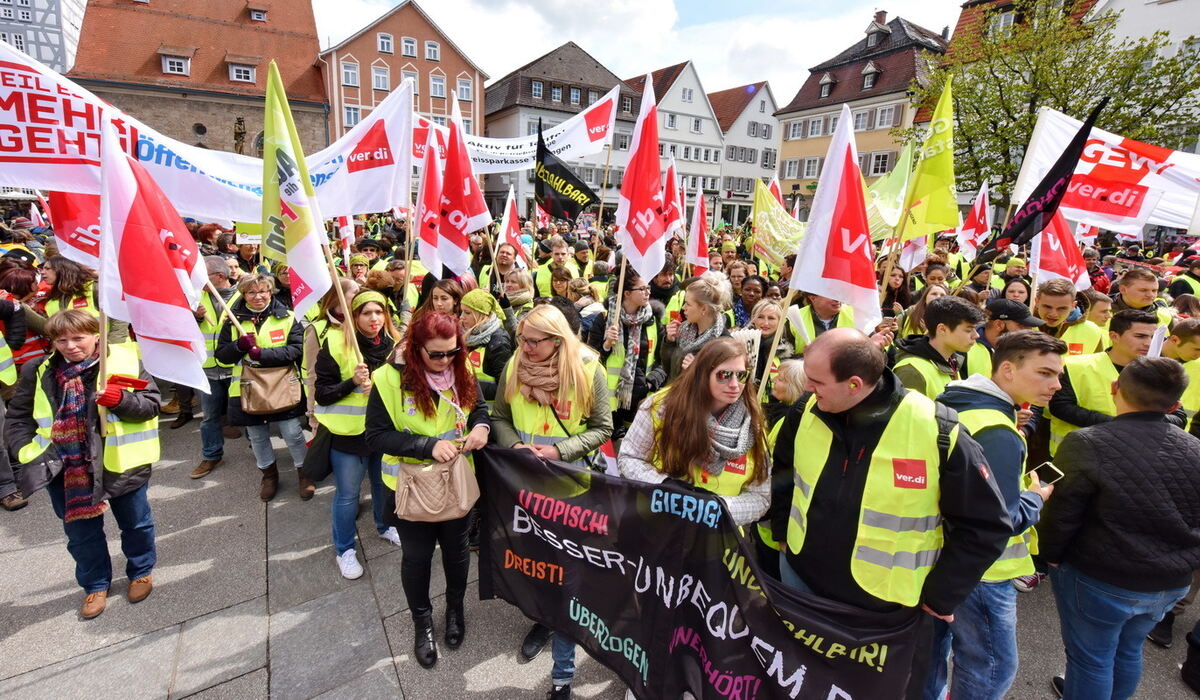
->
[1029,461,1064,485]
[108,374,149,391]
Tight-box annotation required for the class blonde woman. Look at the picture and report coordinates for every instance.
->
[503,269,536,322]
[660,271,732,381]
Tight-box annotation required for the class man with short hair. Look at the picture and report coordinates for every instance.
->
[778,329,1012,697]
[1083,248,1110,294]
[966,299,1045,378]
[1170,257,1200,300]
[1034,279,1105,356]
[1111,267,1171,326]
[784,293,855,357]
[189,256,242,479]
[894,296,985,399]
[1040,357,1200,699]
[926,331,1064,700]
[534,235,578,297]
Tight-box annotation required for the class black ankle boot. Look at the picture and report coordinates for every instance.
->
[1183,630,1200,693]
[413,612,438,668]
[445,606,465,649]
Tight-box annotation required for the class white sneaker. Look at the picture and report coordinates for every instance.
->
[336,549,364,580]
[379,527,402,547]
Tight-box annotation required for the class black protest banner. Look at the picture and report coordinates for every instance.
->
[476,447,924,700]
[534,119,599,223]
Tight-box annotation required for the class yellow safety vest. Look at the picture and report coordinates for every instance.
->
[893,354,953,399]
[1176,274,1200,297]
[0,340,15,386]
[965,342,993,379]
[604,321,658,411]
[664,290,685,325]
[1058,321,1105,356]
[645,389,756,497]
[1180,359,1200,431]
[44,285,99,319]
[312,328,370,436]
[17,342,160,471]
[467,344,492,383]
[786,305,855,356]
[373,363,465,491]
[957,408,1037,581]
[200,290,241,369]
[229,312,298,399]
[1047,352,1117,455]
[788,391,955,607]
[504,357,602,469]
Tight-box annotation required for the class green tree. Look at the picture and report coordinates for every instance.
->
[902,0,1200,209]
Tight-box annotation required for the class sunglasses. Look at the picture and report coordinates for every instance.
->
[423,347,461,359]
[713,369,750,385]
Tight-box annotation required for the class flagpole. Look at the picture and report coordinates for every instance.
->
[203,280,247,337]
[609,257,628,334]
[320,242,362,365]
[757,287,798,402]
[97,309,109,437]
[595,145,613,235]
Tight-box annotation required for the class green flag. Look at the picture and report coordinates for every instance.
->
[900,76,957,242]
[866,141,915,242]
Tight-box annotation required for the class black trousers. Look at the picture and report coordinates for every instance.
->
[393,515,471,618]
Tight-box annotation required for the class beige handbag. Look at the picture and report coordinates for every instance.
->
[394,453,480,522]
[239,364,302,415]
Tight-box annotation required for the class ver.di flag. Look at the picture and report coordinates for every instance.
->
[900,77,956,242]
[614,74,670,283]
[436,93,490,278]
[686,189,709,276]
[1030,210,1090,290]
[789,104,881,335]
[261,60,332,317]
[415,128,446,278]
[663,157,684,237]
[97,119,207,391]
[45,191,101,268]
[497,184,530,269]
[534,118,599,223]
[336,215,354,264]
[956,182,991,262]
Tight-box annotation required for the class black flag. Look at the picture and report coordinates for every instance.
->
[534,119,599,223]
[975,97,1108,265]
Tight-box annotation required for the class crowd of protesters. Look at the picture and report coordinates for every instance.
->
[3,204,1200,700]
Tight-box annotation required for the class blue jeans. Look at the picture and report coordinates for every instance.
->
[246,417,307,470]
[924,580,1019,700]
[46,475,156,593]
[330,449,386,555]
[198,376,230,461]
[551,633,576,686]
[1051,563,1188,700]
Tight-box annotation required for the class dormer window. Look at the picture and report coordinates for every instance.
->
[862,61,880,90]
[866,31,879,48]
[818,72,835,99]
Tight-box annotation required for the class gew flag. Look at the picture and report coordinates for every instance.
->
[534,118,598,223]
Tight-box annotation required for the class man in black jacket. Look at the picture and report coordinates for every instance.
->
[1040,356,1200,700]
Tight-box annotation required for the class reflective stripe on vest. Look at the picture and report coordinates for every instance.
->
[0,342,15,385]
[200,291,241,369]
[787,391,954,607]
[606,322,658,410]
[17,343,159,471]
[1047,352,1117,456]
[893,355,953,400]
[229,312,297,398]
[374,363,464,490]
[958,407,1037,581]
[312,327,370,435]
[646,389,755,498]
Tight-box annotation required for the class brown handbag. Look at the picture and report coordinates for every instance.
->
[239,364,302,415]
[394,453,479,522]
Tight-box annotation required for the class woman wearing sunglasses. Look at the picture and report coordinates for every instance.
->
[364,311,491,669]
[618,337,771,527]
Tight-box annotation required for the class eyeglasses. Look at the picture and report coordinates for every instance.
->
[518,335,555,348]
[627,286,650,293]
[423,347,461,359]
[713,369,750,385]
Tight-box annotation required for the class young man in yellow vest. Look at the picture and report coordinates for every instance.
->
[1111,266,1172,326]
[778,328,1012,697]
[894,296,985,399]
[534,236,579,297]
[784,293,855,356]
[925,331,1063,700]
[966,299,1046,379]
[189,256,242,479]
[1035,278,1105,355]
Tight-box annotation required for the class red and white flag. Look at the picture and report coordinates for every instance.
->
[768,176,785,207]
[1076,221,1098,247]
[45,191,102,268]
[900,235,928,273]
[415,128,446,277]
[686,188,709,275]
[28,201,45,228]
[663,156,685,237]
[614,74,670,283]
[956,182,992,262]
[336,215,355,264]
[788,104,880,334]
[97,119,208,390]
[791,196,801,220]
[536,204,551,230]
[436,93,490,278]
[1031,210,1090,290]
[497,184,530,268]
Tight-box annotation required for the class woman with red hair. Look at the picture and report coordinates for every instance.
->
[365,311,490,669]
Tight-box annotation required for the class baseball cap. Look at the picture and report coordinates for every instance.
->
[987,298,1044,327]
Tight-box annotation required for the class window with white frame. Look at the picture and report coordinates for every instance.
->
[378,33,393,54]
[683,145,691,160]
[808,118,822,137]
[621,96,632,113]
[17,7,29,21]
[658,143,665,157]
[870,152,890,176]
[829,115,839,134]
[162,55,190,76]
[229,64,255,83]
[726,146,736,161]
[762,124,772,139]
[784,159,799,180]
[724,176,733,191]
[587,90,598,105]
[616,133,630,150]
[551,85,562,102]
[457,78,472,101]
[249,9,267,21]
[762,148,776,170]
[789,122,804,139]
[0,9,12,20]
[988,10,1015,37]
[863,72,876,90]
[748,121,759,137]
[531,80,543,98]
[373,66,389,91]
[341,61,358,87]
[425,41,440,61]
[401,37,417,57]
[665,113,677,129]
[853,111,869,131]
[803,157,820,179]
[430,115,447,126]
[681,87,693,102]
[748,150,757,164]
[0,32,23,52]
[463,118,473,135]
[344,106,361,127]
[759,100,765,113]
[819,83,832,98]
[866,31,880,48]
[669,144,677,156]
[569,87,580,105]
[430,74,445,98]
[691,117,702,133]
[402,70,418,93]
[876,105,895,128]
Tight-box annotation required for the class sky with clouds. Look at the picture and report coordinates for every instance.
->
[311,0,965,104]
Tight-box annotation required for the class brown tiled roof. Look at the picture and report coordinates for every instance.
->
[69,0,325,104]
[707,81,768,133]
[484,41,639,119]
[624,61,688,99]
[776,16,946,116]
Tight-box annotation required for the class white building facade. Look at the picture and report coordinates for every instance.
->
[710,82,780,225]
[0,0,86,72]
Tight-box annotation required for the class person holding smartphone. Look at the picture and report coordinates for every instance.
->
[924,330,1064,700]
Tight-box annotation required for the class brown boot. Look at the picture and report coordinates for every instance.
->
[190,458,221,479]
[259,463,279,501]
[297,471,316,501]
[169,412,194,429]
[128,575,154,603]
[160,398,181,415]
[81,589,108,619]
[1,491,28,511]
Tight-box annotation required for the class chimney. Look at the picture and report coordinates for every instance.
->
[875,10,887,24]
[941,25,950,40]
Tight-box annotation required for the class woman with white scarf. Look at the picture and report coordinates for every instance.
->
[659,271,732,382]
[458,288,513,402]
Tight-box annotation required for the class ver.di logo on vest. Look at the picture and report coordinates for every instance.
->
[892,458,927,489]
